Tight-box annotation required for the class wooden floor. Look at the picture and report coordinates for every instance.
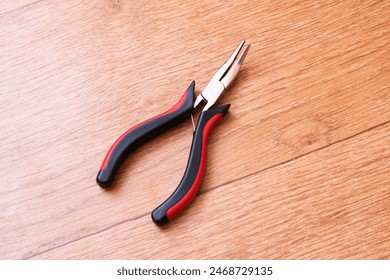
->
[1,0,389,260]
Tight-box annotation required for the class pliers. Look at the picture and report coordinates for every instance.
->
[96,40,250,226]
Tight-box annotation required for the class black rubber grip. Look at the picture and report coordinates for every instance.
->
[96,81,195,188]
[151,104,230,226]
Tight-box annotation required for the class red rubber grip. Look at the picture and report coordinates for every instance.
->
[96,82,195,188]
[166,113,223,220]
[99,89,190,171]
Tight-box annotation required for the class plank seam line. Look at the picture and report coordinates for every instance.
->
[201,120,390,195]
[23,212,150,260]
[24,120,390,259]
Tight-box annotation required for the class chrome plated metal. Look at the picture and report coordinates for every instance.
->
[194,40,250,111]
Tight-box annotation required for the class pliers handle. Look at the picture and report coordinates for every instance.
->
[97,82,196,188]
[96,40,250,226]
[151,96,230,225]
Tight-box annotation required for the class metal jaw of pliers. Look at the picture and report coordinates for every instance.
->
[96,40,250,226]
[194,40,250,111]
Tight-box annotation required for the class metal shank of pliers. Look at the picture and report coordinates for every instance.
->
[194,40,251,111]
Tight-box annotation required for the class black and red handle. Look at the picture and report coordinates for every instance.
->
[96,81,195,188]
[151,104,230,226]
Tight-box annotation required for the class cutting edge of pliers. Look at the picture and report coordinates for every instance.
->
[96,40,250,226]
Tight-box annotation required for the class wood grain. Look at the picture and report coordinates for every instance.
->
[0,0,389,259]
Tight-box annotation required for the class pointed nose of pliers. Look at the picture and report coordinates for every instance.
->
[194,40,251,111]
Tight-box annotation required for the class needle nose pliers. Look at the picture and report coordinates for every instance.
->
[96,40,250,226]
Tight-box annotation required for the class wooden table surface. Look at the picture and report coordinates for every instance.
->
[1,0,389,260]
